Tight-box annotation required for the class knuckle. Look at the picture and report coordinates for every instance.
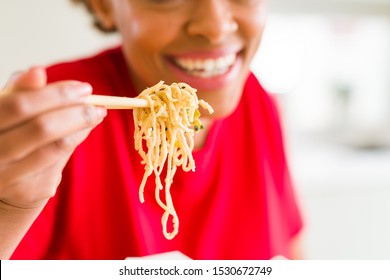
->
[82,105,98,126]
[56,84,73,103]
[31,115,56,138]
[53,136,76,154]
[53,130,91,155]
[7,93,31,116]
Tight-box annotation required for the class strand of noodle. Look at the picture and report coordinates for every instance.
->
[139,168,152,203]
[162,136,179,239]
[154,169,168,210]
[153,129,178,237]
[157,120,168,173]
[157,106,179,239]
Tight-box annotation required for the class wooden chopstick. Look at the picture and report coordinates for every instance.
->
[85,95,149,109]
[1,88,149,110]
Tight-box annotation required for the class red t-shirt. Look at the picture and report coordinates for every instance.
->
[11,47,303,260]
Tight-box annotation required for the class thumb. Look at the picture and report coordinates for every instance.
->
[5,66,47,92]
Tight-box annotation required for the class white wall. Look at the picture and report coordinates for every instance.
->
[0,0,120,86]
[1,0,390,259]
[253,14,390,259]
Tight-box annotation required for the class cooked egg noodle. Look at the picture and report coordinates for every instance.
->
[133,81,213,240]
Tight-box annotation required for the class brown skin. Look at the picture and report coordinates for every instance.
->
[0,67,107,259]
[90,0,267,119]
[90,0,267,150]
[0,0,302,259]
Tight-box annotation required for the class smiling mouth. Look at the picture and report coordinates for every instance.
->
[172,53,237,78]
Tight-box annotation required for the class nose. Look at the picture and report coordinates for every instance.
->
[185,0,238,45]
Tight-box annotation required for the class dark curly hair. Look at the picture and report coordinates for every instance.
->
[71,0,116,33]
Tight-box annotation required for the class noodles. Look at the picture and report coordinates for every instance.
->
[133,81,213,240]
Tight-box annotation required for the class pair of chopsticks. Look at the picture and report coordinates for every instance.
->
[0,87,148,109]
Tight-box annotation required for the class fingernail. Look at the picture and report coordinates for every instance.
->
[61,83,91,101]
[78,83,93,96]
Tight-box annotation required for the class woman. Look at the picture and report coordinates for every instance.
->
[0,0,303,259]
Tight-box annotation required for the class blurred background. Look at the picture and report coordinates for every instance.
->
[1,0,390,259]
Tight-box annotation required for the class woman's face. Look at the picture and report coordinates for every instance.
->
[97,0,267,118]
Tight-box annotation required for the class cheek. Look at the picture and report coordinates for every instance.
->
[117,12,178,54]
[116,14,180,87]
[118,19,157,53]
[238,5,267,55]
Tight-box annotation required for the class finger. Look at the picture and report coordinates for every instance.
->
[0,81,93,131]
[0,162,64,209]
[3,66,47,92]
[0,124,101,207]
[0,104,107,164]
[3,71,23,90]
[0,127,94,188]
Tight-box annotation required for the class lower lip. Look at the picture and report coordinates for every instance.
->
[166,55,243,91]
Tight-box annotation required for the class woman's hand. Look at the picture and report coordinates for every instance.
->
[0,66,107,209]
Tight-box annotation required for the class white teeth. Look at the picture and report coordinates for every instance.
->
[175,53,237,77]
[204,59,214,72]
[194,60,202,69]
[215,57,225,69]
